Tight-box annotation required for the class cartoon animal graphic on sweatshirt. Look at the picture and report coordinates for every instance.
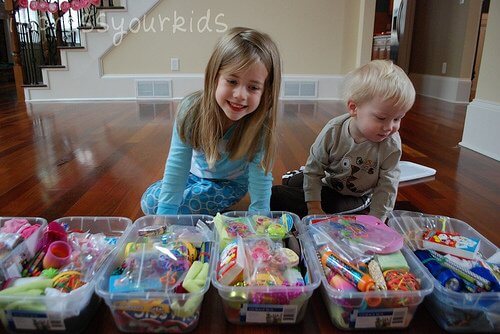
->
[328,156,377,193]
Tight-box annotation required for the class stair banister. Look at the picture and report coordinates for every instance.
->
[5,0,25,100]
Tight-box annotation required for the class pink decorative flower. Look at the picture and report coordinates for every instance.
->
[38,0,49,12]
[91,0,101,6]
[80,0,91,8]
[60,1,70,13]
[71,0,81,11]
[18,0,29,8]
[29,0,38,11]
[48,2,59,13]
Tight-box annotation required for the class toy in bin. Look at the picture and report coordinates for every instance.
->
[0,218,43,261]
[388,210,500,333]
[217,237,304,289]
[310,215,403,264]
[212,211,320,325]
[422,229,480,259]
[109,222,211,294]
[0,217,131,333]
[215,236,312,324]
[305,215,432,330]
[402,217,499,294]
[0,221,117,296]
[0,217,46,289]
[97,216,215,333]
[214,213,294,250]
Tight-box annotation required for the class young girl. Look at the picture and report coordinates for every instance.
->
[141,27,281,216]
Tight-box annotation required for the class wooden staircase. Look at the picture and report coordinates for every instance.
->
[4,0,161,101]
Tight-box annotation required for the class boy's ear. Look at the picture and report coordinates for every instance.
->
[347,100,357,116]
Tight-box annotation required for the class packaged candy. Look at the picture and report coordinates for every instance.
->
[212,212,320,325]
[307,215,403,263]
[97,215,216,333]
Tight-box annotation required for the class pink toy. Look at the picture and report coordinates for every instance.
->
[311,215,403,255]
[43,240,72,269]
[19,224,40,239]
[329,274,357,291]
[37,221,67,253]
[1,218,31,234]
[1,218,41,239]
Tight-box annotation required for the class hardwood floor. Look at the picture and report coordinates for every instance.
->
[0,95,498,334]
[0,82,16,101]
[1,96,496,244]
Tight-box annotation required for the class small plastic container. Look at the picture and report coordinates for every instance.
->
[211,211,321,325]
[388,210,500,332]
[0,217,47,282]
[96,215,216,333]
[303,214,434,330]
[0,216,132,333]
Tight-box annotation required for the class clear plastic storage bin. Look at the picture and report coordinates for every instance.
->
[0,216,132,333]
[388,210,500,332]
[96,215,216,333]
[0,217,47,283]
[303,215,434,330]
[211,211,321,325]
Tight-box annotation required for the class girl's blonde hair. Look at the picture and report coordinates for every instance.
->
[178,27,281,173]
[342,60,415,112]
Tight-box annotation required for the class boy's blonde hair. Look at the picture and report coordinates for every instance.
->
[342,60,415,111]
[178,27,281,172]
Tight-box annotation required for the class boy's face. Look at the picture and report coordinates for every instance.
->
[215,61,268,130]
[347,97,408,143]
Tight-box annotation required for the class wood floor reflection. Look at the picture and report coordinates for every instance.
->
[1,96,497,245]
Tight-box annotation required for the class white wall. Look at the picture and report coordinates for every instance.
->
[102,0,353,75]
[26,0,376,101]
[460,0,500,161]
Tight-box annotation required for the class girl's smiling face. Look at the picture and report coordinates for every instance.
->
[215,61,268,130]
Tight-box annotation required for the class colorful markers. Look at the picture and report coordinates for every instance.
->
[319,246,375,292]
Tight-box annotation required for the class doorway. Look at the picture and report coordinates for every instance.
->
[372,0,416,73]
[470,0,490,101]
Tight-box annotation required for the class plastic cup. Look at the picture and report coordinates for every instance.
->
[43,240,71,269]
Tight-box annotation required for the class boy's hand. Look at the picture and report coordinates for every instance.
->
[307,201,325,216]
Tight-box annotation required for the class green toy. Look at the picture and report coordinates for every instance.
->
[182,261,209,293]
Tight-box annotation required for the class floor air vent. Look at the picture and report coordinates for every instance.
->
[283,80,318,98]
[136,80,172,98]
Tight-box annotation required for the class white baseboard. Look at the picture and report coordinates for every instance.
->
[25,72,476,105]
[459,99,500,161]
[26,74,344,102]
[409,73,471,104]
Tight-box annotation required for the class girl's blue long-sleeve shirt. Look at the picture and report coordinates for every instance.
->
[156,119,273,215]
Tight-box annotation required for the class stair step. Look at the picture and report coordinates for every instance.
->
[39,65,66,69]
[78,26,107,30]
[96,6,126,10]
[57,46,85,50]
[22,84,47,88]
